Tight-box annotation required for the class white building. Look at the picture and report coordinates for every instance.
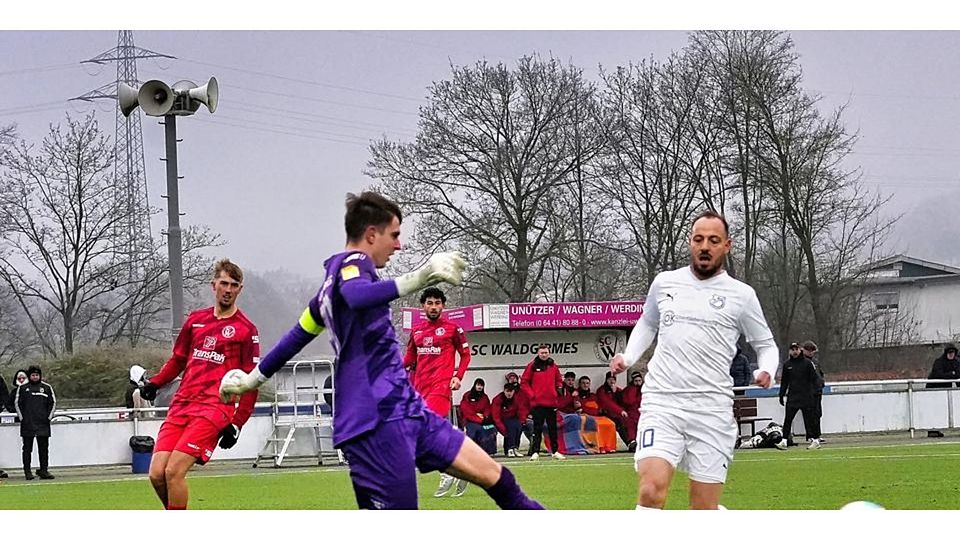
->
[859,255,960,345]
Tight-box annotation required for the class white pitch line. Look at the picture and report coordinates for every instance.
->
[1,442,957,489]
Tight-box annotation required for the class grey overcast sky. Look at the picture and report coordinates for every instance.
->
[3,14,960,277]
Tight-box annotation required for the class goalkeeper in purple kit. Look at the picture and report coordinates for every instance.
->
[220,191,543,510]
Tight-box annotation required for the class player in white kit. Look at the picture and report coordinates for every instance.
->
[609,210,779,510]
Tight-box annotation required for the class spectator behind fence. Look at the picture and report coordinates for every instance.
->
[926,343,960,437]
[801,340,826,445]
[15,366,56,480]
[124,365,154,415]
[779,344,822,449]
[730,347,753,388]
[492,383,527,457]
[6,370,27,414]
[620,371,644,452]
[0,373,7,479]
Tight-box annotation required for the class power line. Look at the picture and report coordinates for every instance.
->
[177,56,424,103]
[0,63,82,77]
[190,116,370,147]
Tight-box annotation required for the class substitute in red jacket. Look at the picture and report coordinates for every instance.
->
[402,287,472,418]
[597,371,630,446]
[521,345,564,460]
[492,383,527,457]
[558,371,580,414]
[619,371,644,451]
[458,378,495,458]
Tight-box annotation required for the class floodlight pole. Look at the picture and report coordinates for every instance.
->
[162,114,185,341]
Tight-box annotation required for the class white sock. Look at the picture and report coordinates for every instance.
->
[635,504,661,510]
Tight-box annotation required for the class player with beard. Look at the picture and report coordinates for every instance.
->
[403,287,473,497]
[609,210,779,510]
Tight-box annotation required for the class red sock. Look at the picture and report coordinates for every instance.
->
[165,504,187,510]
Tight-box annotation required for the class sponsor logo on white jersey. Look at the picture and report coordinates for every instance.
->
[222,325,236,338]
[193,348,226,364]
[709,294,726,309]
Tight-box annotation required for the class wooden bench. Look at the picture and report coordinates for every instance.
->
[733,397,772,436]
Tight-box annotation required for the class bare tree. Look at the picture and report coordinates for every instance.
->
[596,54,704,286]
[367,55,606,301]
[0,114,134,355]
[687,30,805,282]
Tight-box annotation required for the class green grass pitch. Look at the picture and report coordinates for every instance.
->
[1,441,958,509]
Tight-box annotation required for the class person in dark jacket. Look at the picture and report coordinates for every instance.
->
[779,348,821,449]
[520,344,564,460]
[730,347,753,388]
[5,369,27,413]
[925,343,959,437]
[14,365,56,480]
[801,341,826,443]
[0,373,7,478]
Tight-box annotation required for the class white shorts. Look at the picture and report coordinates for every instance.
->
[633,407,738,484]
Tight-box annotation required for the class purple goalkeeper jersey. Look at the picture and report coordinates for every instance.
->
[258,250,425,446]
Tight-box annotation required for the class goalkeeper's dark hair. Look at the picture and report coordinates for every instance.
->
[344,191,403,242]
[420,287,446,304]
[692,208,729,237]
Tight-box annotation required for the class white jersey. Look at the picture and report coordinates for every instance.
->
[640,266,773,411]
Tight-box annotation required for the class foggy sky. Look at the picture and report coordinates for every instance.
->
[1,29,958,280]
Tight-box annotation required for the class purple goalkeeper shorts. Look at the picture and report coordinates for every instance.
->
[340,409,466,510]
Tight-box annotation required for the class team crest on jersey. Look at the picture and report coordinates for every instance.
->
[435,327,446,336]
[709,294,726,310]
[662,310,676,326]
[203,336,217,350]
[222,325,236,338]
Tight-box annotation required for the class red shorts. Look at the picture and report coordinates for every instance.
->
[154,415,224,464]
[422,393,452,419]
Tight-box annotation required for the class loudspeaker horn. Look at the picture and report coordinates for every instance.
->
[138,79,175,116]
[118,82,140,117]
[187,76,219,113]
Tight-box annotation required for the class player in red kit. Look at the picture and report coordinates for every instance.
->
[139,259,260,510]
[403,286,472,497]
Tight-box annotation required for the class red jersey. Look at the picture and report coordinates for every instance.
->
[151,307,260,427]
[403,317,471,398]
